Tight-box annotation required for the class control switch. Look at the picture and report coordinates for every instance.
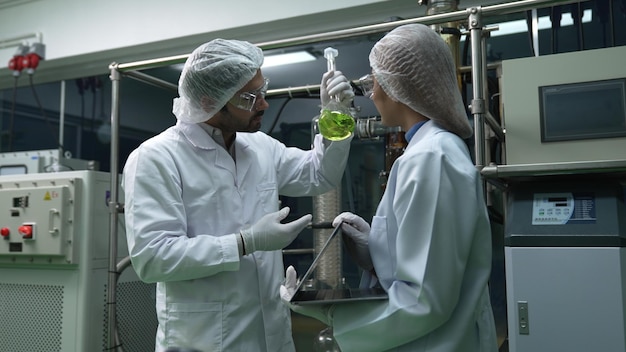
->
[18,224,35,240]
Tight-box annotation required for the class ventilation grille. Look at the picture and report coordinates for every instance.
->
[0,283,63,352]
[101,281,157,351]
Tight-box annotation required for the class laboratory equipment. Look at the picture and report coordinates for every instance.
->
[0,149,97,175]
[0,171,156,352]
[504,178,626,352]
[501,45,626,165]
[317,47,355,141]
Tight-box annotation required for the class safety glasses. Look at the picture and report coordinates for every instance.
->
[229,78,270,111]
[358,74,374,99]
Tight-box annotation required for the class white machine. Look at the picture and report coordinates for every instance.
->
[501,45,626,165]
[0,170,156,352]
[504,180,626,352]
[498,45,626,352]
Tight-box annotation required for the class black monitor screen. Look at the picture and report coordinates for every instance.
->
[539,78,626,142]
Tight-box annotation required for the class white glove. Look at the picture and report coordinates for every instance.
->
[320,70,354,109]
[332,212,373,271]
[240,207,312,254]
[280,265,334,326]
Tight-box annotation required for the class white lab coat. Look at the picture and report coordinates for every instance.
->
[122,120,351,352]
[332,121,497,352]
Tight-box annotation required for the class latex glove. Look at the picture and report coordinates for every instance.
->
[280,265,334,326]
[332,212,373,271]
[320,70,354,109]
[241,207,312,254]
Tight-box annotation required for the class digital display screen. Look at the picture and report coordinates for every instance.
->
[539,78,626,142]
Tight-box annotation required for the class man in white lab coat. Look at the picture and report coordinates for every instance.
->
[122,38,354,352]
[281,24,498,352]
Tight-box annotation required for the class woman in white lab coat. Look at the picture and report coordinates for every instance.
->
[123,39,354,352]
[281,24,498,351]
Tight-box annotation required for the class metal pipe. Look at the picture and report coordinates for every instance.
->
[268,84,320,97]
[116,54,189,71]
[480,21,492,162]
[112,0,585,74]
[485,111,504,142]
[531,8,540,56]
[481,159,626,179]
[113,256,133,349]
[107,63,123,352]
[283,248,316,255]
[0,31,42,49]
[123,69,178,92]
[120,71,319,96]
[116,255,132,273]
[59,80,65,155]
[459,61,501,73]
[469,8,486,169]
[268,63,503,99]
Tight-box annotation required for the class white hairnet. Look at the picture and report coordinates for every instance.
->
[369,24,473,139]
[172,39,264,123]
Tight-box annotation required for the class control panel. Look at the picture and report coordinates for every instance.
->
[0,178,78,264]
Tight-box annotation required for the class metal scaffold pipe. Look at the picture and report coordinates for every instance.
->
[113,0,585,74]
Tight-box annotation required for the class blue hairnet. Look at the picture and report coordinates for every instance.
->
[172,39,264,123]
[369,24,473,139]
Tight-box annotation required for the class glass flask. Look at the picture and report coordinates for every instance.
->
[318,46,355,141]
[318,108,355,141]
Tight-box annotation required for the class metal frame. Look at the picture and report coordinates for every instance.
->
[105,0,586,349]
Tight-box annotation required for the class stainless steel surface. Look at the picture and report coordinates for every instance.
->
[107,65,123,351]
[469,7,486,169]
[481,159,626,178]
[355,117,397,140]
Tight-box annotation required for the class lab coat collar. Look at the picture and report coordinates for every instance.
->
[176,121,253,183]
[406,120,438,147]
[404,120,428,142]
[176,121,251,152]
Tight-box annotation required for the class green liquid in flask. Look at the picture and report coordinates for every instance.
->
[318,109,355,141]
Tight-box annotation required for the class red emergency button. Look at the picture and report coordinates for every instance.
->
[18,225,33,239]
[0,227,9,238]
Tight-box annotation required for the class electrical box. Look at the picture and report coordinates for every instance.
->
[0,171,156,352]
[0,179,77,264]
